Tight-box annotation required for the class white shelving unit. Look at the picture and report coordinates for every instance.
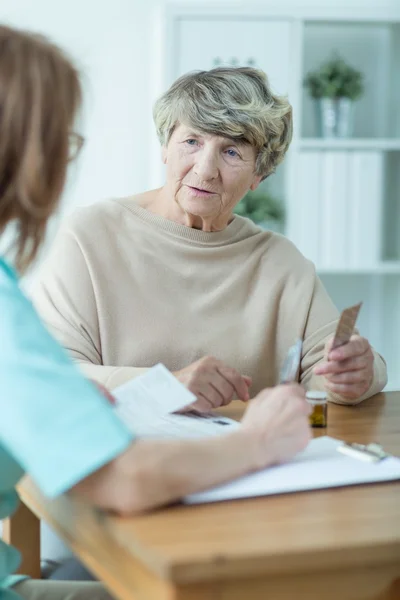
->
[297,139,400,151]
[318,262,400,275]
[152,2,400,390]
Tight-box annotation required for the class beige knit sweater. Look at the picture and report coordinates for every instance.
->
[33,198,387,404]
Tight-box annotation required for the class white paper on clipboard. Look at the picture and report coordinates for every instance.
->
[184,436,400,505]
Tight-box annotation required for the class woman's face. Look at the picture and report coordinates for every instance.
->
[162,123,262,229]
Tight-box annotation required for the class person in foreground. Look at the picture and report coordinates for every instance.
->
[34,66,387,408]
[0,25,312,600]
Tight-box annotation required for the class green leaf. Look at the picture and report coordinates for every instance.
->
[304,55,364,100]
[234,189,285,225]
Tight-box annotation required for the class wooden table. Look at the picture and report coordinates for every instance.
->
[7,392,400,599]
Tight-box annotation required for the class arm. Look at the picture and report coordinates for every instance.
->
[31,221,147,390]
[300,275,387,405]
[72,384,311,514]
[72,431,256,514]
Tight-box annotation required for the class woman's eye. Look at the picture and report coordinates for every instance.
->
[226,148,238,157]
[186,139,198,146]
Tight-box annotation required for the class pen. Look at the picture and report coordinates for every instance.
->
[280,338,303,384]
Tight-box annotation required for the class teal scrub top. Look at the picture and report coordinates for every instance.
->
[0,258,133,598]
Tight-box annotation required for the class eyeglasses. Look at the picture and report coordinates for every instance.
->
[68,132,85,162]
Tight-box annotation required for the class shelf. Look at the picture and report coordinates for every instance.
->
[317,262,400,275]
[301,22,400,139]
[296,139,400,151]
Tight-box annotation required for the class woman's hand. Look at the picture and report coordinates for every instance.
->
[241,384,311,468]
[314,335,374,401]
[174,356,252,412]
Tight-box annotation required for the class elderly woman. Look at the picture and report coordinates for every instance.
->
[34,67,387,408]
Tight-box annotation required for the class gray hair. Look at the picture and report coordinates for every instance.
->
[153,67,293,180]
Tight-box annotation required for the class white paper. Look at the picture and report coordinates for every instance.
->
[185,436,400,504]
[113,364,239,439]
[116,408,239,439]
[113,364,196,416]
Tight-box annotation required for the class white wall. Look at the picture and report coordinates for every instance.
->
[182,0,399,7]
[0,0,158,215]
[2,0,399,217]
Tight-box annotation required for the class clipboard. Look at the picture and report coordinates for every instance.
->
[184,436,400,505]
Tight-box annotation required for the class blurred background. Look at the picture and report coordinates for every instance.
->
[1,0,399,568]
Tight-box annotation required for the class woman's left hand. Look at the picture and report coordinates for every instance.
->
[313,335,374,400]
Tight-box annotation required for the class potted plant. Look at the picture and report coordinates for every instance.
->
[304,55,364,138]
[234,188,285,232]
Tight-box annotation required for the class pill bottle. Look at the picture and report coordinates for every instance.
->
[306,391,328,428]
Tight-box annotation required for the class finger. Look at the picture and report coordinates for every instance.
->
[323,381,362,398]
[286,393,311,416]
[193,393,214,413]
[273,383,306,401]
[304,400,313,415]
[314,351,371,375]
[243,375,252,388]
[324,370,368,385]
[328,336,369,362]
[254,383,305,406]
[274,384,309,414]
[202,383,226,408]
[296,394,312,415]
[209,378,235,406]
[324,336,334,359]
[217,366,249,401]
[278,382,306,397]
[252,386,273,402]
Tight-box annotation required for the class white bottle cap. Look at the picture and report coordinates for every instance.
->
[306,390,328,405]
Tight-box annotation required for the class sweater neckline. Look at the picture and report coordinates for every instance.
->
[116,199,259,247]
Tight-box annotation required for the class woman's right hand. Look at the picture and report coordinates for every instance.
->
[174,356,252,412]
[241,384,311,469]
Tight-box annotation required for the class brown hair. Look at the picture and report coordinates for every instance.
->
[0,25,82,271]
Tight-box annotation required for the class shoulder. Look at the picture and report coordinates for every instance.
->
[52,196,149,252]
[62,197,130,236]
[255,230,316,279]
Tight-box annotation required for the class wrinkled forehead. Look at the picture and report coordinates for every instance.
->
[171,121,253,148]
